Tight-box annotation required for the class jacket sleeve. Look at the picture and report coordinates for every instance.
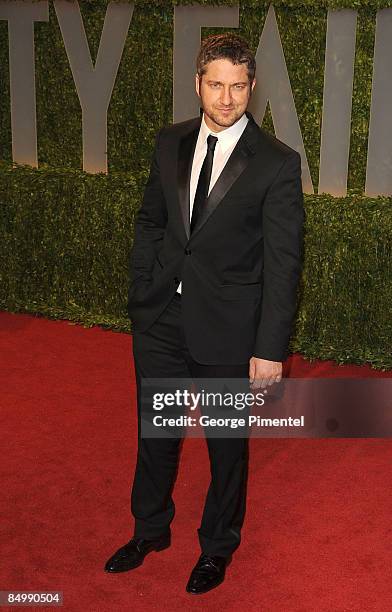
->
[128,127,168,286]
[253,151,304,362]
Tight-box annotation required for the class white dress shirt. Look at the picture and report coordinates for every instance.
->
[177,112,249,294]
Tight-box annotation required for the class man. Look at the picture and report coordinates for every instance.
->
[105,33,304,594]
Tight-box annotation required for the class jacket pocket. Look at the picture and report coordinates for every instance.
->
[220,282,262,300]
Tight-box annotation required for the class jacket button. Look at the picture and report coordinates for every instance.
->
[184,249,192,255]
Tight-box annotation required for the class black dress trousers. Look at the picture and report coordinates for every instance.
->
[130,292,250,558]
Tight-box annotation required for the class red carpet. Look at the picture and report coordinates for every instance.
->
[1,311,392,611]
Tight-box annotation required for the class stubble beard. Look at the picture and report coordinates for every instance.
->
[204,106,245,130]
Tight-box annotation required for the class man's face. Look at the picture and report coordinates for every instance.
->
[195,58,256,132]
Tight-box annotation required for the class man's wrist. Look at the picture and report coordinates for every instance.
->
[252,351,286,363]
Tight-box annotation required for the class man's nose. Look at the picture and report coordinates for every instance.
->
[220,87,232,106]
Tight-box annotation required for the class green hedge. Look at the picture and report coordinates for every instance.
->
[292,192,392,369]
[1,161,391,369]
[0,161,146,332]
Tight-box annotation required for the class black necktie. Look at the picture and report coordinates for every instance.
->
[190,134,218,233]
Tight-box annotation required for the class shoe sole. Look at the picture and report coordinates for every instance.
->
[186,575,225,595]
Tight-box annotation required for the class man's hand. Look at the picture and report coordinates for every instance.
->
[249,357,282,389]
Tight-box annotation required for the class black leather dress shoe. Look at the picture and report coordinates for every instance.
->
[104,534,170,573]
[186,553,230,594]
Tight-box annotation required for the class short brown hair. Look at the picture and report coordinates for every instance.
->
[196,33,256,83]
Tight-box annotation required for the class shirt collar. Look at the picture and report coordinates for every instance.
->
[200,112,249,154]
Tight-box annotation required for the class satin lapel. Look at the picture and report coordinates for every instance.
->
[190,114,258,239]
[177,119,201,240]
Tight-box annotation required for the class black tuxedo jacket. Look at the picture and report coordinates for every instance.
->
[127,110,304,364]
